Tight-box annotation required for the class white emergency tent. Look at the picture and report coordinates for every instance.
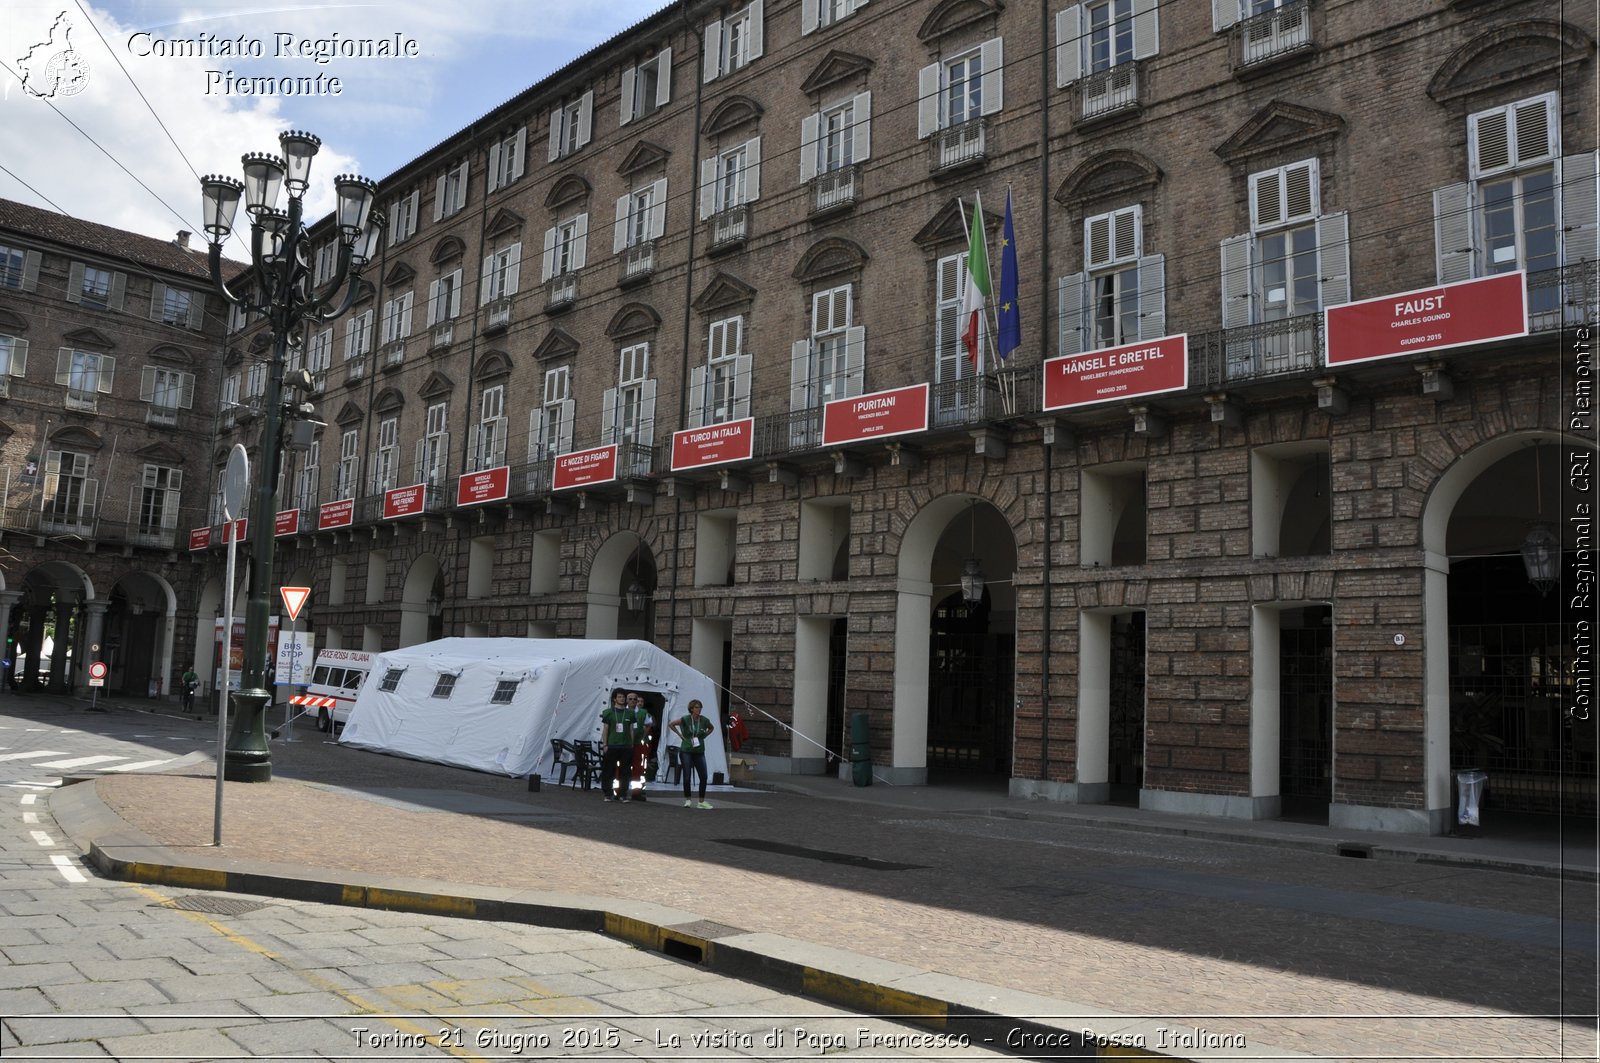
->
[338,637,729,781]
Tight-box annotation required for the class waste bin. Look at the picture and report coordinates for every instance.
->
[1456,769,1488,829]
[849,711,872,787]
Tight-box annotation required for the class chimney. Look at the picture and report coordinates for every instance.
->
[176,230,191,250]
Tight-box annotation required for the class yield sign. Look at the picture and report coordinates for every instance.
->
[279,586,311,623]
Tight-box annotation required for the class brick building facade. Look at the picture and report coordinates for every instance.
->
[0,200,224,699]
[200,0,1597,833]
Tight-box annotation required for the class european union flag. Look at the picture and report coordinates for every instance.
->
[997,189,1020,360]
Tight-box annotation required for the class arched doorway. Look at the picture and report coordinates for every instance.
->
[586,531,657,642]
[399,555,445,646]
[1424,432,1598,831]
[8,562,94,692]
[891,494,1018,785]
[106,572,177,697]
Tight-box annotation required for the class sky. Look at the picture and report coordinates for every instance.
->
[0,0,670,252]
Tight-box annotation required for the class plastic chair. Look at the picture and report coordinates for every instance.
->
[568,741,601,790]
[549,739,579,786]
[664,746,683,785]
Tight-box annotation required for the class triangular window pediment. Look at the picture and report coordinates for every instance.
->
[912,197,999,249]
[383,261,416,287]
[248,333,272,354]
[61,327,113,351]
[418,370,454,399]
[801,51,874,97]
[431,236,466,265]
[693,272,757,314]
[1215,101,1345,168]
[222,347,244,368]
[917,0,1003,45]
[546,175,592,211]
[373,386,405,414]
[617,141,670,178]
[335,400,365,426]
[476,350,513,380]
[485,208,525,240]
[534,329,579,361]
[133,441,186,465]
[606,302,661,340]
[702,96,765,137]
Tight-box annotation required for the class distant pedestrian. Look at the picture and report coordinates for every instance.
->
[181,666,199,712]
[598,690,636,802]
[671,698,715,809]
[627,692,652,801]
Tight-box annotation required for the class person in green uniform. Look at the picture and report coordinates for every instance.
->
[181,665,199,711]
[598,689,636,802]
[671,698,716,808]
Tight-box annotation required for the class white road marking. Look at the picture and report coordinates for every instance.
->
[21,794,37,804]
[23,812,38,824]
[0,751,68,762]
[30,830,54,846]
[50,854,86,883]
[33,755,123,769]
[100,759,173,773]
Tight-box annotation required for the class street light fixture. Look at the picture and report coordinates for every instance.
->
[201,131,382,782]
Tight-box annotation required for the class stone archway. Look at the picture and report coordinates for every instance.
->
[585,531,656,642]
[9,561,95,692]
[400,555,444,647]
[105,571,177,697]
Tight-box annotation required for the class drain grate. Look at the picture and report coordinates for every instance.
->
[161,894,272,916]
[716,838,928,871]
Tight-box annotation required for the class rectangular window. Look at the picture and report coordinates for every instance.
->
[537,367,572,458]
[491,679,520,704]
[487,127,527,193]
[159,287,192,327]
[1087,0,1134,71]
[0,244,24,289]
[708,316,742,422]
[823,100,857,171]
[812,285,852,401]
[379,667,406,693]
[549,92,594,161]
[246,363,266,401]
[382,291,415,344]
[474,385,507,470]
[417,402,450,487]
[138,464,181,534]
[706,1,762,80]
[483,244,521,302]
[621,49,672,124]
[80,266,112,308]
[56,348,114,398]
[295,440,320,512]
[543,215,589,280]
[428,270,462,324]
[141,366,195,411]
[44,450,95,527]
[308,329,333,374]
[372,417,399,493]
[806,0,866,33]
[436,161,469,220]
[945,50,984,127]
[431,673,459,699]
[628,188,654,247]
[388,189,419,244]
[617,343,649,445]
[337,429,361,499]
[0,334,29,379]
[1258,226,1319,320]
[919,40,1003,138]
[344,310,373,359]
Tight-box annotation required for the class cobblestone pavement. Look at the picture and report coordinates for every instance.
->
[10,696,1600,1061]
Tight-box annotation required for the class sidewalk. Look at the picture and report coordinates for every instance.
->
[34,697,1600,1062]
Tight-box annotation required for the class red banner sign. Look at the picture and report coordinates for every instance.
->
[384,483,427,519]
[221,518,248,543]
[553,446,619,491]
[671,418,755,471]
[456,466,509,507]
[275,509,300,537]
[821,384,929,447]
[318,498,354,530]
[1323,271,1528,367]
[189,527,212,551]
[1043,334,1189,411]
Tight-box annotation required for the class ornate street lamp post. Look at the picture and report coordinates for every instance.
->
[201,131,382,781]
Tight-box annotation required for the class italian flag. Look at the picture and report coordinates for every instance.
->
[961,191,990,373]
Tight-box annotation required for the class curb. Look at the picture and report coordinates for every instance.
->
[48,779,1313,1062]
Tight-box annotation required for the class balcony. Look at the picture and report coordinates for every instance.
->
[0,378,8,399]
[1076,63,1142,124]
[382,339,406,370]
[708,205,750,254]
[809,165,860,218]
[95,517,179,550]
[1234,0,1313,71]
[64,388,98,413]
[930,118,988,173]
[1188,313,1322,389]
[619,241,657,287]
[145,405,178,428]
[308,371,326,395]
[429,321,455,351]
[930,374,1001,429]
[346,356,368,384]
[1527,261,1599,333]
[546,272,578,313]
[484,297,513,334]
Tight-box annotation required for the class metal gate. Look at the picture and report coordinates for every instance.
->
[928,592,1013,776]
[1279,612,1333,807]
[1108,613,1146,800]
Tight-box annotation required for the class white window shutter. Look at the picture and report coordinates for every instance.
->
[601,386,618,444]
[700,158,718,220]
[427,279,441,325]
[1212,0,1241,31]
[1132,0,1159,59]
[1056,6,1082,89]
[511,127,527,183]
[140,365,156,401]
[746,137,762,200]
[22,251,40,292]
[572,215,589,270]
[748,1,764,59]
[791,339,814,410]
[615,195,630,254]
[639,379,657,447]
[407,189,421,229]
[1559,151,1599,266]
[688,365,708,428]
[505,243,521,296]
[67,262,84,303]
[8,338,27,376]
[454,162,469,211]
[853,92,872,162]
[842,327,866,399]
[1220,234,1254,328]
[577,90,594,149]
[548,106,563,161]
[649,178,668,239]
[732,354,752,417]
[481,254,495,304]
[802,0,819,35]
[1250,169,1281,230]
[656,48,672,107]
[704,23,721,82]
[488,141,503,193]
[980,38,1004,116]
[188,293,205,330]
[180,371,195,409]
[98,355,115,393]
[800,113,821,181]
[149,283,165,321]
[1058,273,1086,356]
[1315,211,1350,310]
[620,66,637,125]
[542,227,559,281]
[56,346,72,384]
[1135,255,1165,340]
[434,174,447,220]
[1433,182,1476,284]
[918,64,940,137]
[1512,96,1554,165]
[557,400,575,452]
[526,408,545,462]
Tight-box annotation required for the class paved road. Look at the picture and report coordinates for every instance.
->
[0,701,1011,1061]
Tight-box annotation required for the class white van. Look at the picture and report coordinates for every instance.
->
[292,649,374,732]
